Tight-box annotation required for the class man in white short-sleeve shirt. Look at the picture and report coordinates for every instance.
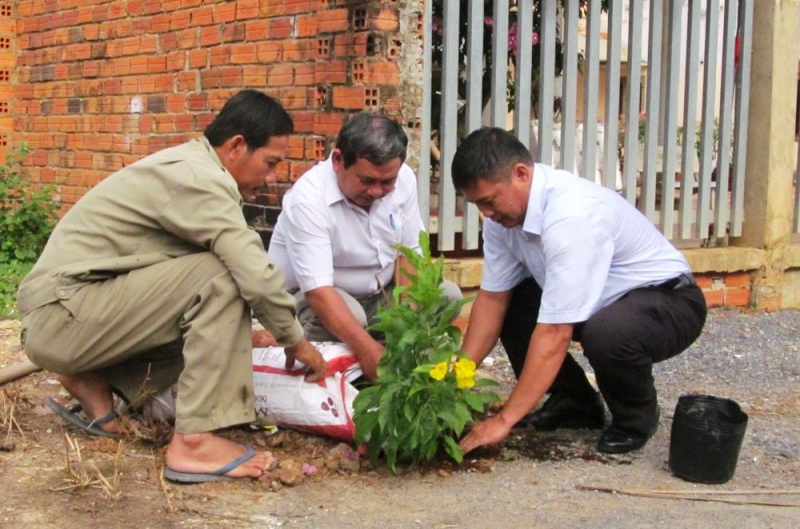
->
[452,128,707,455]
[269,113,461,380]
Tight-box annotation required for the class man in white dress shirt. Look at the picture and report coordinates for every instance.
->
[269,113,460,380]
[453,127,707,455]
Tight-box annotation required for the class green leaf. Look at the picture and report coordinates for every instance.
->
[443,436,463,464]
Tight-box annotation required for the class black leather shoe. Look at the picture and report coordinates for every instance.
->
[597,409,660,454]
[519,391,605,431]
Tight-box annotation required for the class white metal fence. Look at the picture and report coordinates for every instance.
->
[420,0,753,251]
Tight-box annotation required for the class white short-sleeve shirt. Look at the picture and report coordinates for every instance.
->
[269,156,424,296]
[481,163,691,324]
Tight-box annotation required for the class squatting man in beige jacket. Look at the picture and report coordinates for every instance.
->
[17,90,327,483]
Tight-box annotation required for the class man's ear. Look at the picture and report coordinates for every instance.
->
[511,162,532,184]
[218,135,248,164]
[330,148,344,171]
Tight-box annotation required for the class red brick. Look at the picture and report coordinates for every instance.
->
[230,43,258,64]
[200,26,221,46]
[317,8,349,33]
[724,272,752,289]
[333,33,369,58]
[289,161,313,182]
[243,65,268,87]
[236,0,261,20]
[256,42,281,63]
[270,18,292,39]
[294,63,315,86]
[313,112,345,135]
[314,61,347,84]
[285,0,312,16]
[724,288,751,307]
[268,64,293,86]
[332,86,368,109]
[177,28,199,49]
[369,9,399,32]
[703,290,724,308]
[166,51,184,71]
[279,87,308,109]
[282,40,312,62]
[191,6,214,26]
[245,20,270,40]
[295,14,318,37]
[213,2,237,23]
[187,49,207,68]
[291,111,315,133]
[171,10,192,31]
[693,273,714,289]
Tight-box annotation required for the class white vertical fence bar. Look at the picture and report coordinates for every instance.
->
[461,0,484,250]
[536,0,557,165]
[697,0,720,240]
[421,0,751,249]
[659,0,683,238]
[437,0,460,251]
[641,0,663,221]
[602,0,622,190]
[729,0,753,237]
[560,0,579,172]
[490,0,510,127]
[713,0,738,240]
[580,0,601,180]
[418,0,432,230]
[679,0,702,239]
[513,0,534,149]
[622,0,644,205]
[639,0,662,222]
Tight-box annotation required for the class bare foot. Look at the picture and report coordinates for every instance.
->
[165,432,276,478]
[56,372,126,435]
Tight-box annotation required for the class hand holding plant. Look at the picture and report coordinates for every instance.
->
[353,233,499,473]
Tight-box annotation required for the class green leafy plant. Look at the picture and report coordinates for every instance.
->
[353,233,499,473]
[0,144,59,316]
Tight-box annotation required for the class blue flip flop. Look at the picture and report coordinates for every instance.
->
[164,446,275,483]
[46,396,120,439]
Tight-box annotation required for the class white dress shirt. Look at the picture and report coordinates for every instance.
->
[269,156,424,296]
[481,163,691,324]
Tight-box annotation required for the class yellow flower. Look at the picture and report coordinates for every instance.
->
[454,358,476,389]
[429,362,448,381]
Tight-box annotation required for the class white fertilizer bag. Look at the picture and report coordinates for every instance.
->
[252,342,362,442]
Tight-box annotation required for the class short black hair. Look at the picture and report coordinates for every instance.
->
[204,90,293,150]
[451,127,534,191]
[336,112,408,168]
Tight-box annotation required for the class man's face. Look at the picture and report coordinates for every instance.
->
[225,135,289,202]
[462,163,531,228]
[332,149,402,210]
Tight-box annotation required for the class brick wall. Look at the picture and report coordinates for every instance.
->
[13,0,411,240]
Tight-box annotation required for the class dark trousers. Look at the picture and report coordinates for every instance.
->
[499,276,707,435]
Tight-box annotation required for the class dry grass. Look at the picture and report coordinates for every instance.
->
[1,387,24,449]
[50,433,124,499]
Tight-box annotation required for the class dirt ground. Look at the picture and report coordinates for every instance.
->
[1,310,799,528]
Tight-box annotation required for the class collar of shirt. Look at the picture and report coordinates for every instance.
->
[521,163,546,236]
[197,137,243,205]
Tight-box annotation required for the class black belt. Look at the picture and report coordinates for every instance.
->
[659,273,696,290]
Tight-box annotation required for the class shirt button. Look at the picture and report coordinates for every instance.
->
[58,289,67,298]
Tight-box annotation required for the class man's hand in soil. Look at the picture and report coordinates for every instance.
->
[459,414,514,455]
[284,338,327,382]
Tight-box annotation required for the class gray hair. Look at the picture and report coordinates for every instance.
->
[336,112,408,168]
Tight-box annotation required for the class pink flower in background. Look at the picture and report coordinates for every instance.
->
[508,23,540,55]
[432,16,443,36]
